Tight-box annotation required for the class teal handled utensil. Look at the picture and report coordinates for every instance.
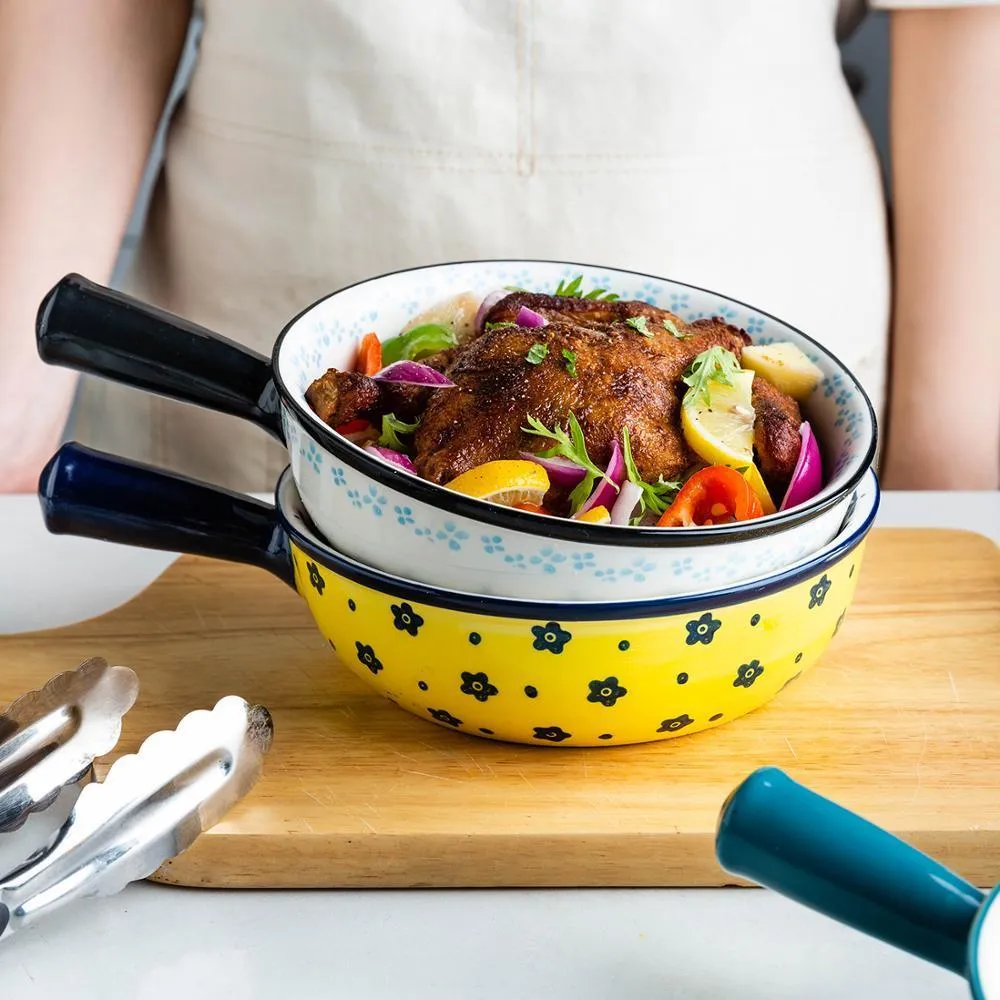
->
[716,767,998,999]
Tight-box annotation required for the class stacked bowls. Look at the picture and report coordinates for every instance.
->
[36,260,878,746]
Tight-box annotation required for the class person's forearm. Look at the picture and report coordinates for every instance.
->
[882,7,1000,490]
[0,0,190,492]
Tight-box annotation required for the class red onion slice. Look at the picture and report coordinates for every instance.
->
[364,444,418,474]
[519,451,587,489]
[516,306,547,328]
[576,439,625,516]
[610,480,643,526]
[372,360,456,388]
[779,422,823,511]
[475,290,509,332]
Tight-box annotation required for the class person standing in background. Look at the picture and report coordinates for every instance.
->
[0,0,997,493]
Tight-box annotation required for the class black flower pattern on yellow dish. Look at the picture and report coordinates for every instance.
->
[355,641,383,675]
[461,671,498,702]
[533,726,572,742]
[587,676,627,707]
[657,714,694,733]
[531,622,572,654]
[809,574,832,609]
[428,708,462,727]
[734,659,764,688]
[391,602,424,637]
[307,561,326,595]
[685,613,721,646]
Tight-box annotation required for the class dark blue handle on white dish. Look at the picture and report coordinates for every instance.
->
[39,443,295,588]
[36,274,284,442]
[716,767,984,978]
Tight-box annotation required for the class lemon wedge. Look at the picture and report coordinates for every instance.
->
[681,369,776,514]
[446,460,550,508]
[575,505,611,524]
[741,342,823,402]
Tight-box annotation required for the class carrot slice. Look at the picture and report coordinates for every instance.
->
[356,333,383,376]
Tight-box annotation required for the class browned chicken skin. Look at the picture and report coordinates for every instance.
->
[304,292,803,499]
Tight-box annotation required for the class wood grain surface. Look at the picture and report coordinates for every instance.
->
[1,528,997,889]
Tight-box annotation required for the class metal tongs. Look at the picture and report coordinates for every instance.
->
[0,658,272,941]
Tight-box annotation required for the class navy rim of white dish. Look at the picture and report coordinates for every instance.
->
[278,467,881,621]
[270,259,879,548]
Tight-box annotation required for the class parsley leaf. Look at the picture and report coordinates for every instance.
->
[484,320,518,332]
[626,316,652,338]
[379,413,421,451]
[682,346,742,407]
[621,426,682,520]
[562,347,578,377]
[526,342,549,365]
[522,412,613,513]
[662,318,686,339]
[554,275,620,302]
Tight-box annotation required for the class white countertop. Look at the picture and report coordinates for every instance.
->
[2,490,997,999]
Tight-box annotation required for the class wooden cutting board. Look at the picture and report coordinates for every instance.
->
[1,528,998,889]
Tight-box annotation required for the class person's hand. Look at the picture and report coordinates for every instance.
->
[881,6,1000,491]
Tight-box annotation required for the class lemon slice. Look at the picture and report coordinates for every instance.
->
[681,370,775,513]
[446,460,550,507]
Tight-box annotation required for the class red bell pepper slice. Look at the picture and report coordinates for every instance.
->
[657,466,764,527]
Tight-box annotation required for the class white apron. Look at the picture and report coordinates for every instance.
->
[73,0,891,493]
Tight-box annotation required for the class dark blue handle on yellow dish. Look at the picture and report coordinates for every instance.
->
[36,274,284,441]
[716,767,984,977]
[39,443,295,588]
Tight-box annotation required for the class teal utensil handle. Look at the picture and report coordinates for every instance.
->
[716,767,984,976]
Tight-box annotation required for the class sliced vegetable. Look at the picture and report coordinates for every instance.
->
[518,451,587,490]
[780,421,824,511]
[575,438,624,516]
[657,466,764,528]
[336,418,371,436]
[356,333,383,376]
[379,413,421,451]
[575,505,611,524]
[516,305,547,328]
[620,426,681,520]
[445,460,550,508]
[474,290,508,333]
[742,342,824,401]
[521,412,613,513]
[372,360,456,388]
[364,444,417,473]
[609,480,643,526]
[380,324,456,366]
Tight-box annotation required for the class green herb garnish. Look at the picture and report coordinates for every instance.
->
[662,318,686,339]
[682,346,742,407]
[484,320,518,332]
[504,284,528,293]
[626,316,652,338]
[621,426,681,521]
[526,342,549,365]
[522,412,614,512]
[381,323,457,366]
[554,275,620,301]
[379,413,421,451]
[562,348,578,377]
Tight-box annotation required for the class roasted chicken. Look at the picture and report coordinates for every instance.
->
[304,292,802,501]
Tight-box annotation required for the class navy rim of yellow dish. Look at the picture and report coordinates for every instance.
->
[280,467,880,621]
[271,258,879,549]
